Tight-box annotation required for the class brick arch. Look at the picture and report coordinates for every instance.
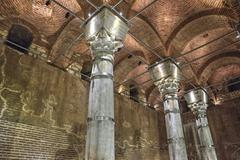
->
[0,17,41,43]
[128,15,166,57]
[125,64,149,85]
[114,53,147,84]
[145,84,156,102]
[147,86,162,110]
[49,17,86,61]
[114,50,146,67]
[166,8,237,55]
[76,0,136,18]
[198,51,240,84]
[76,0,98,17]
[208,64,240,86]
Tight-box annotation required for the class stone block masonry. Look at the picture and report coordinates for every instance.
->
[0,39,239,159]
[0,45,165,159]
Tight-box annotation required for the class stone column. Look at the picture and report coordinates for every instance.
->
[184,88,217,160]
[149,59,188,160]
[84,7,128,160]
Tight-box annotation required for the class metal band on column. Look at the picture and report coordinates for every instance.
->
[149,58,188,160]
[184,88,218,160]
[84,6,128,160]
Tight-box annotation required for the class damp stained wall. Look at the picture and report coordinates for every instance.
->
[0,45,166,160]
[1,44,240,160]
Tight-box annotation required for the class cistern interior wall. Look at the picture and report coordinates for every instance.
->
[0,45,240,160]
[0,46,166,159]
[1,0,240,159]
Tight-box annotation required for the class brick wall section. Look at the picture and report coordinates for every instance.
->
[0,45,166,159]
[0,119,82,160]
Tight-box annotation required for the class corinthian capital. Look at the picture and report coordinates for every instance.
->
[148,58,181,96]
[184,88,208,115]
[85,6,129,54]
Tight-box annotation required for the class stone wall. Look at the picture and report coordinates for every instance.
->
[1,44,240,160]
[115,97,168,160]
[182,99,240,160]
[0,44,166,160]
[0,44,88,159]
[208,101,240,160]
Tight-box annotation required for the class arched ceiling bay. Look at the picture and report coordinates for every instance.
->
[131,0,223,44]
[2,0,240,108]
[0,0,82,36]
[167,8,237,56]
[198,52,240,84]
[209,64,240,85]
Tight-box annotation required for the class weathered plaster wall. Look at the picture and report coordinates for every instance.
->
[1,44,240,160]
[208,101,240,160]
[0,44,166,159]
[115,96,168,160]
[0,44,88,159]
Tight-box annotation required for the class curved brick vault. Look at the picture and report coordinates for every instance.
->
[1,0,240,107]
[166,8,238,54]
[198,51,240,85]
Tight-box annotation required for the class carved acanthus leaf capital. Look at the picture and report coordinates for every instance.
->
[184,88,209,115]
[149,59,181,97]
[84,7,129,58]
[155,77,180,96]
[88,30,124,54]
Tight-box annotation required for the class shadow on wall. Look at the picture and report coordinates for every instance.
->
[55,122,86,160]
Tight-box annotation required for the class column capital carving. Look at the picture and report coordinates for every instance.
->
[184,88,208,115]
[148,58,181,96]
[88,30,122,56]
[85,7,129,58]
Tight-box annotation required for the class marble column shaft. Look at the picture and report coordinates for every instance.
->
[184,88,217,160]
[164,93,188,160]
[196,108,217,160]
[84,7,128,160]
[149,59,188,160]
[85,50,115,160]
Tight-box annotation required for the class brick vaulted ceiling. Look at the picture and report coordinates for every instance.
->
[1,0,240,107]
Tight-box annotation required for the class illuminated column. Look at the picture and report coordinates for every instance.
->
[184,88,217,160]
[149,59,188,160]
[84,7,128,160]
